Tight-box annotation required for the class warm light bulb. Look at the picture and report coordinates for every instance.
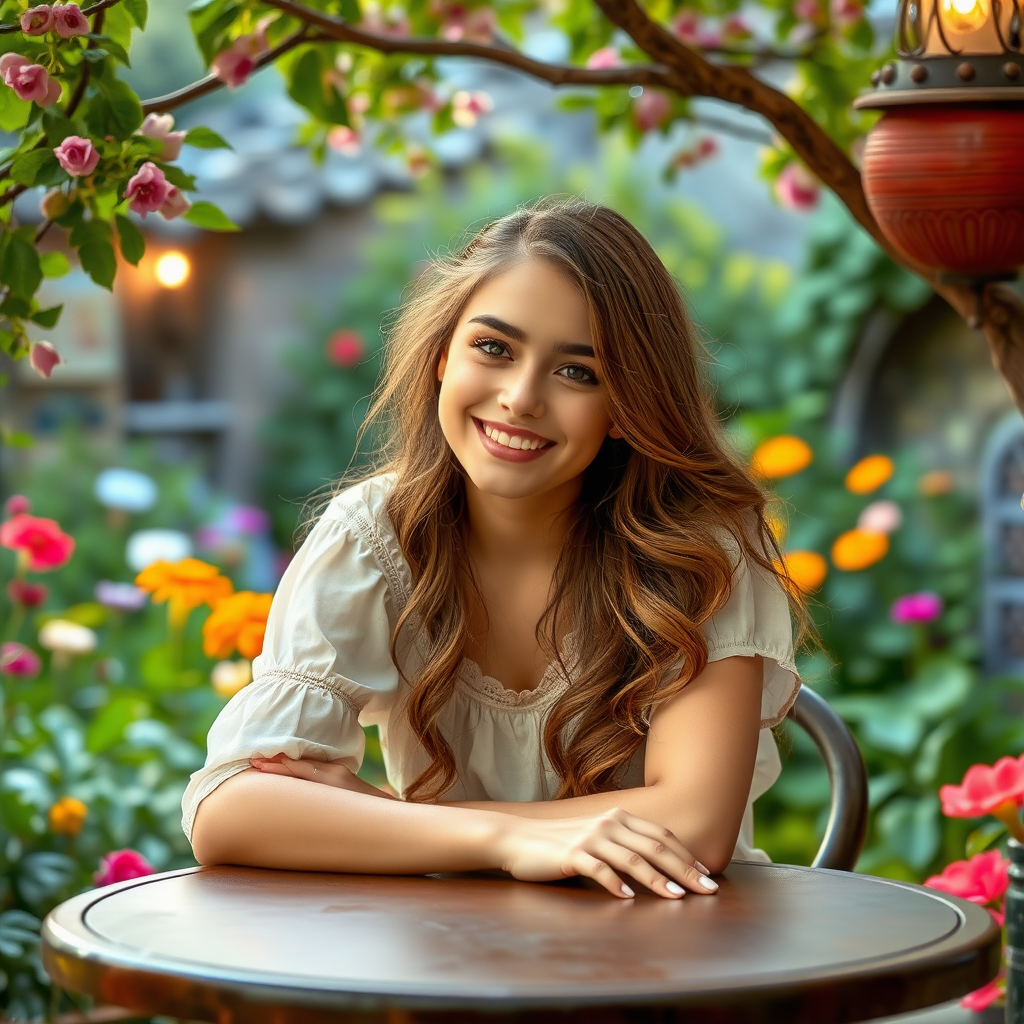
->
[155,251,190,289]
[940,0,990,33]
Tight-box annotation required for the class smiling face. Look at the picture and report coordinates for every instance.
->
[436,258,623,506]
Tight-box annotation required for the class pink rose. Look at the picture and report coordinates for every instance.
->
[29,340,63,379]
[0,54,61,106]
[124,162,172,217]
[0,512,74,571]
[924,850,1009,907]
[52,3,89,37]
[7,579,48,608]
[586,46,622,69]
[93,849,155,888]
[326,330,365,368]
[4,495,30,517]
[159,186,190,220]
[632,89,672,133]
[21,5,55,35]
[0,643,41,680]
[774,163,819,212]
[138,113,186,161]
[54,135,99,177]
[890,591,942,624]
[210,30,269,88]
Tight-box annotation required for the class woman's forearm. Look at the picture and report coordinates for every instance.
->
[191,768,509,873]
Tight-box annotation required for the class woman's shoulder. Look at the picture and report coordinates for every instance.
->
[320,471,398,527]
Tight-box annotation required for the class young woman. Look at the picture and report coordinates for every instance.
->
[184,197,805,900]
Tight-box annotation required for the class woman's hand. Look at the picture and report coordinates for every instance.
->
[249,755,398,800]
[495,807,719,900]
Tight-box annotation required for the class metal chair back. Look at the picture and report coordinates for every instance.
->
[786,686,868,871]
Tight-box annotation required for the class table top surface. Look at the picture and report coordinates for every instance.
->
[42,862,1002,1022]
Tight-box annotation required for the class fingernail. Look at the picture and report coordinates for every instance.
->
[665,881,685,895]
[698,875,719,891]
[621,884,635,898]
[695,861,711,876]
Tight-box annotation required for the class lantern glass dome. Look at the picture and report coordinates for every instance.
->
[900,0,1021,54]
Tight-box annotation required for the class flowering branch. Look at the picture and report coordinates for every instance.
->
[0,0,124,34]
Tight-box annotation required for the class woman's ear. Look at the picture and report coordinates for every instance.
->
[608,424,624,440]
[437,347,449,383]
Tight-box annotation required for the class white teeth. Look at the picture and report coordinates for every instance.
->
[509,436,524,450]
[482,423,547,451]
[497,431,511,446]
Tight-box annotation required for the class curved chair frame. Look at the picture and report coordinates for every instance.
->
[786,686,868,871]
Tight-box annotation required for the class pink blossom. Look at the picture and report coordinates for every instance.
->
[633,89,672,133]
[4,496,30,517]
[923,850,1009,907]
[586,46,622,69]
[124,162,173,217]
[327,126,361,156]
[857,499,902,534]
[0,54,61,106]
[138,113,186,161]
[326,330,365,368]
[54,135,99,177]
[29,341,63,379]
[0,643,40,680]
[52,3,89,37]
[890,591,943,624]
[210,32,268,88]
[451,89,493,128]
[960,974,1005,1012]
[93,849,155,888]
[697,136,719,159]
[831,0,865,26]
[158,186,190,221]
[21,5,55,35]
[673,11,702,43]
[7,579,48,608]
[794,0,824,19]
[226,506,270,535]
[435,4,494,43]
[775,163,820,212]
[722,14,752,40]
[0,513,74,571]
[940,755,1024,818]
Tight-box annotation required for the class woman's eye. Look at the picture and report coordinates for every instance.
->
[560,365,599,385]
[473,338,507,357]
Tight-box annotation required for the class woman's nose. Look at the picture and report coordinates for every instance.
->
[500,368,545,417]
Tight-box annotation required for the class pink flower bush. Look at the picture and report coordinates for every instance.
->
[586,47,622,69]
[0,54,61,106]
[94,849,155,887]
[0,513,74,571]
[4,496,30,517]
[940,755,1024,819]
[7,579,48,608]
[326,330,365,368]
[124,162,173,217]
[29,340,63,379]
[890,591,943,624]
[52,3,89,37]
[924,850,1009,924]
[633,89,672,133]
[54,135,99,177]
[21,5,54,34]
[138,113,186,161]
[0,643,41,680]
[774,163,820,212]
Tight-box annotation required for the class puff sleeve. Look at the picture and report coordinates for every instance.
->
[180,501,400,845]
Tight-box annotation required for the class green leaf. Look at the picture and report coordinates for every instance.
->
[0,911,41,961]
[10,149,61,188]
[39,251,70,278]
[156,162,197,191]
[125,0,149,29]
[72,218,116,290]
[184,125,233,150]
[1,235,42,299]
[0,89,30,133]
[115,213,145,265]
[286,48,350,126]
[93,75,143,137]
[182,200,239,232]
[86,695,149,754]
[42,110,76,148]
[966,821,1007,858]
[29,305,62,328]
[86,33,132,66]
[15,852,76,908]
[190,1,243,65]
[1,430,34,448]
[0,295,30,318]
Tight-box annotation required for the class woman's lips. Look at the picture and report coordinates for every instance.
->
[473,418,554,463]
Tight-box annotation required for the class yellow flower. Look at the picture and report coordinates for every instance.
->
[831,529,889,571]
[202,591,273,660]
[845,455,894,495]
[211,659,252,699]
[135,558,233,630]
[49,795,87,836]
[750,436,813,479]
[767,514,788,544]
[918,469,954,497]
[779,551,828,592]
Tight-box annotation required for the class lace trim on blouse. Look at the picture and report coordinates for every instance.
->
[456,657,571,711]
[256,668,368,716]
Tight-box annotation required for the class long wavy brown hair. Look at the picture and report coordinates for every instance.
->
[305,195,809,803]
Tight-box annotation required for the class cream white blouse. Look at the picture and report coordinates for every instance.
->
[181,473,801,863]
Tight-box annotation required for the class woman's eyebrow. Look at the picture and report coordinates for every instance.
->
[467,314,595,358]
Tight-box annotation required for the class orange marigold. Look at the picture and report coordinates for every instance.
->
[49,795,87,836]
[845,454,894,495]
[779,551,827,592]
[831,529,889,571]
[136,558,233,629]
[203,591,273,660]
[918,469,954,497]
[750,435,813,479]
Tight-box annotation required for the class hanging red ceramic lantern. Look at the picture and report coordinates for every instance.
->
[855,0,1024,280]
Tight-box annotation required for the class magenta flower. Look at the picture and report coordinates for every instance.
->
[775,163,819,212]
[124,162,172,217]
[0,643,41,680]
[54,135,100,177]
[29,341,63,379]
[226,505,270,535]
[138,113,186,162]
[158,186,190,220]
[7,579,48,608]
[94,849,155,887]
[4,496,30,517]
[0,54,61,106]
[0,512,74,571]
[326,329,365,368]
[21,5,55,35]
[923,850,1009,909]
[52,3,89,37]
[211,36,262,88]
[940,755,1024,818]
[961,974,1004,1012]
[890,591,942,624]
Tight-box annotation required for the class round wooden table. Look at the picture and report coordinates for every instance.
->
[42,862,1001,1024]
